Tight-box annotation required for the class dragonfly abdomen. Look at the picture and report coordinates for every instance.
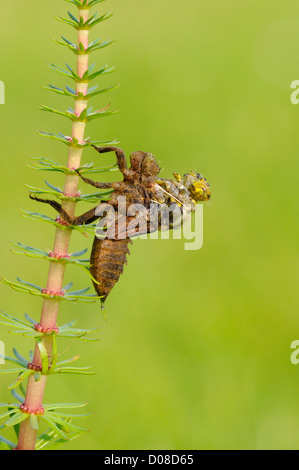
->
[90,237,131,304]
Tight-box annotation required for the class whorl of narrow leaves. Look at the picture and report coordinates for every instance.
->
[0,401,93,450]
[55,11,113,30]
[43,83,119,100]
[25,179,113,203]
[54,36,114,54]
[47,63,117,83]
[66,0,106,8]
[27,154,118,172]
[40,103,117,122]
[0,0,117,450]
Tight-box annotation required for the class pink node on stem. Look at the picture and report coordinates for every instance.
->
[64,192,81,198]
[27,362,42,372]
[49,251,71,260]
[41,288,65,298]
[55,217,70,227]
[34,406,45,416]
[34,321,60,334]
[20,404,44,416]
[20,404,28,413]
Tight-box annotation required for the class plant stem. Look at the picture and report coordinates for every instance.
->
[17,7,90,451]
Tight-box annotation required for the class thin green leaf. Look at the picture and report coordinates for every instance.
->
[0,404,19,410]
[41,416,68,440]
[16,278,42,292]
[53,366,96,376]
[0,356,27,368]
[11,390,25,404]
[48,335,58,374]
[43,402,87,411]
[50,411,93,419]
[45,413,89,433]
[13,348,29,366]
[39,434,81,451]
[36,338,49,375]
[24,313,37,325]
[8,370,33,390]
[0,434,16,450]
[0,410,18,421]
[55,355,80,367]
[30,414,39,431]
[88,0,106,6]
[5,412,28,427]
[1,311,33,328]
[68,10,79,24]
[36,424,82,450]
[19,384,26,398]
[35,428,60,450]
[0,368,26,375]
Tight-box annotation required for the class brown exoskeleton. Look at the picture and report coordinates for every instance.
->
[30,145,210,306]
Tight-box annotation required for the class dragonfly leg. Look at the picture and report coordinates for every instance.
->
[75,170,113,189]
[92,145,128,173]
[29,195,102,226]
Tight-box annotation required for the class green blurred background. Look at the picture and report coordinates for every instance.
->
[0,0,298,450]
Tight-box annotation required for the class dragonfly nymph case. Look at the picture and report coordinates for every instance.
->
[30,145,211,306]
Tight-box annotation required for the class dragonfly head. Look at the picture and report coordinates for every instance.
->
[141,153,161,177]
[183,172,211,202]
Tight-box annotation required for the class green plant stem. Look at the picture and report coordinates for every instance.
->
[17,7,90,451]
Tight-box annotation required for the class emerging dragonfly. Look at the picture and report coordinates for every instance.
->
[30,145,210,305]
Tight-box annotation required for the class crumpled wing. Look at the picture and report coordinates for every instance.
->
[106,214,158,240]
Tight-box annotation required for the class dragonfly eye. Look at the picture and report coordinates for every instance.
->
[191,183,204,195]
[190,181,210,201]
